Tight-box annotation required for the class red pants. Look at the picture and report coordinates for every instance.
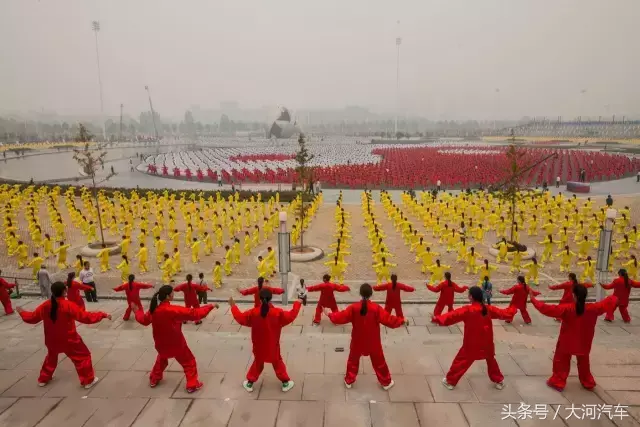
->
[384,303,403,318]
[1,297,13,315]
[506,306,531,324]
[345,348,392,387]
[39,342,95,386]
[547,352,595,390]
[313,303,338,324]
[446,349,504,386]
[122,299,141,321]
[431,300,453,322]
[246,355,290,382]
[150,348,199,389]
[605,303,630,323]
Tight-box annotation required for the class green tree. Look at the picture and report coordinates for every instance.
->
[294,133,314,249]
[74,123,94,142]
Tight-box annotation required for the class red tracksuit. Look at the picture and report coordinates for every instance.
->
[174,282,210,308]
[134,301,214,389]
[328,300,405,386]
[231,301,301,382]
[531,295,618,390]
[434,302,516,385]
[239,285,285,307]
[500,283,540,324]
[549,281,593,303]
[373,282,415,317]
[18,297,109,386]
[112,281,154,320]
[306,282,350,324]
[0,277,16,315]
[427,280,468,321]
[66,280,94,311]
[601,277,640,322]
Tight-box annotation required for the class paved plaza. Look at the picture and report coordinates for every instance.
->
[1,298,640,426]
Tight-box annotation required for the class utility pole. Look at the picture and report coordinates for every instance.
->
[92,21,106,141]
[395,34,401,137]
[145,85,159,141]
[118,103,123,143]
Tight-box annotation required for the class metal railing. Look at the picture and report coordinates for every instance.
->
[0,274,37,299]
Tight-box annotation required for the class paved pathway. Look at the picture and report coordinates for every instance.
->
[1,298,640,426]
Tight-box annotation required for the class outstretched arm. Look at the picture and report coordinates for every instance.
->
[238,286,257,296]
[499,285,517,295]
[230,305,253,327]
[489,305,516,321]
[433,306,467,326]
[71,304,111,324]
[17,304,44,324]
[600,281,615,290]
[549,281,570,291]
[279,301,302,326]
[173,304,215,323]
[530,296,566,318]
[134,307,152,326]
[378,307,406,328]
[398,283,415,292]
[328,305,353,325]
[453,282,469,293]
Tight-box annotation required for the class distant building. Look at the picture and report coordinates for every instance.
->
[268,107,301,139]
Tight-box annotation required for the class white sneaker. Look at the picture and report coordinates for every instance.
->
[382,380,395,391]
[441,378,455,390]
[84,377,100,389]
[38,382,48,387]
[344,379,353,389]
[281,381,295,392]
[242,380,254,393]
[495,382,505,390]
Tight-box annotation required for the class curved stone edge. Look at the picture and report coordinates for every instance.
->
[80,244,122,258]
[290,246,324,262]
[488,247,536,260]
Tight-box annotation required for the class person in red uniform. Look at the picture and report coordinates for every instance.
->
[373,273,415,317]
[113,274,154,320]
[426,272,469,322]
[328,283,407,390]
[0,271,16,315]
[64,272,93,311]
[307,274,350,325]
[500,275,540,324]
[530,284,618,391]
[17,281,111,388]
[133,284,217,393]
[238,276,284,307]
[548,273,592,321]
[435,287,515,390]
[229,288,302,393]
[600,269,640,323]
[174,274,211,325]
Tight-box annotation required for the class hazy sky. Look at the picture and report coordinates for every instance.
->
[1,0,639,120]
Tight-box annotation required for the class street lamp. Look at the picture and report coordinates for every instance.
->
[91,21,106,141]
[394,32,402,137]
[596,208,617,301]
[278,211,291,305]
[145,85,160,147]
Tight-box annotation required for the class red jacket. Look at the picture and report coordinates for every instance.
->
[239,285,285,307]
[113,281,154,305]
[601,277,640,306]
[306,282,350,308]
[434,302,515,359]
[328,300,404,356]
[373,282,415,307]
[135,300,214,356]
[0,278,16,301]
[500,283,540,309]
[174,282,210,307]
[18,297,108,351]
[231,301,301,363]
[531,295,618,355]
[549,281,593,304]
[66,280,93,308]
[427,280,468,305]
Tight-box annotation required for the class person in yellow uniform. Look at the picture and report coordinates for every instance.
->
[232,238,241,264]
[577,235,592,259]
[191,238,201,264]
[54,241,71,269]
[87,221,97,243]
[74,255,84,277]
[43,234,53,258]
[170,229,181,252]
[136,243,148,273]
[216,225,225,247]
[325,256,348,284]
[614,235,632,259]
[154,236,167,265]
[161,253,173,283]
[212,260,222,288]
[622,255,638,279]
[522,257,541,286]
[116,255,130,281]
[554,245,577,273]
[477,259,498,285]
[417,247,439,274]
[97,246,111,272]
[243,231,252,255]
[16,241,29,269]
[203,232,213,256]
[508,249,524,274]
[427,259,450,285]
[538,235,554,264]
[465,247,481,274]
[578,256,595,283]
[223,245,233,276]
[265,247,277,277]
[172,247,181,274]
[256,255,268,278]
[27,252,44,278]
[493,238,509,263]
[119,235,131,258]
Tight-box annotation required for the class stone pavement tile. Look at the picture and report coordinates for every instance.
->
[461,403,517,427]
[370,402,420,427]
[167,346,215,375]
[591,365,640,377]
[415,402,468,426]
[0,369,28,394]
[130,348,166,371]
[511,376,570,405]
[207,349,251,374]
[483,354,525,376]
[36,397,101,427]
[302,374,346,401]
[285,349,324,374]
[87,370,147,398]
[0,397,60,427]
[596,377,640,391]
[467,376,523,403]
[258,374,303,400]
[82,397,149,427]
[599,326,631,336]
[218,324,242,333]
[558,406,616,427]
[227,400,280,427]
[626,407,640,426]
[406,325,430,335]
[605,391,640,405]
[400,352,444,375]
[2,370,51,397]
[0,346,40,369]
[283,325,302,335]
[93,347,146,371]
[15,348,57,370]
[510,351,553,376]
[437,353,483,376]
[411,316,431,326]
[0,397,17,415]
[427,376,478,403]
[58,347,111,371]
[131,397,191,427]
[559,383,606,405]
[324,351,362,374]
[179,399,235,427]
[130,371,184,398]
[345,374,390,402]
[427,326,452,334]
[172,372,226,399]
[591,391,640,427]
[43,370,108,398]
[511,406,567,427]
[387,375,434,402]
[621,326,640,335]
[324,401,371,427]
[364,352,403,375]
[275,401,324,427]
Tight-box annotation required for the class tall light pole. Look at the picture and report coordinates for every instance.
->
[118,103,123,143]
[145,85,160,142]
[91,21,106,141]
[394,34,402,137]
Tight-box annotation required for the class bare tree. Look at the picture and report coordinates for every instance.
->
[294,133,314,249]
[73,137,116,246]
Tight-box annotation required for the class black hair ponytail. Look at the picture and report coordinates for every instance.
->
[469,286,487,316]
[50,281,66,323]
[619,269,630,289]
[359,283,373,316]
[445,271,452,287]
[257,276,265,289]
[66,272,75,289]
[150,285,173,314]
[128,274,135,290]
[391,274,397,290]
[259,288,272,317]
[517,275,527,292]
[573,284,587,316]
